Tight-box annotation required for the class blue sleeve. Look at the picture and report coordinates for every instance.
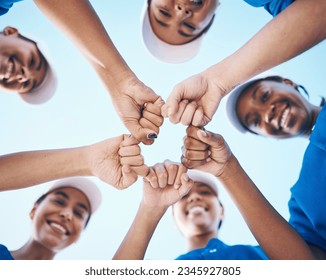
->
[0,0,23,16]
[288,106,326,251]
[243,0,295,17]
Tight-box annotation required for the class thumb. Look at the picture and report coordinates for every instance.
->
[162,85,183,118]
[121,165,138,189]
[127,120,156,145]
[196,129,225,149]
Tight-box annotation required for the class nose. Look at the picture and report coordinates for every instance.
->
[263,104,276,124]
[16,66,31,83]
[175,3,193,18]
[60,209,73,221]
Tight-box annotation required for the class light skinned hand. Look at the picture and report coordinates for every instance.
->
[142,160,193,209]
[161,73,226,127]
[181,126,233,177]
[110,76,165,145]
[87,134,149,189]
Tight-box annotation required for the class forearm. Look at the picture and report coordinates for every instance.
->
[113,202,167,260]
[0,146,91,192]
[33,0,134,87]
[206,0,326,93]
[218,156,315,260]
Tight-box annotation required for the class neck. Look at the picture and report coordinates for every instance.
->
[305,105,322,137]
[186,231,218,251]
[11,239,56,260]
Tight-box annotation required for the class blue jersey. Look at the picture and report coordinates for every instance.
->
[175,238,268,260]
[288,105,326,251]
[243,0,294,17]
[0,244,14,260]
[0,0,23,15]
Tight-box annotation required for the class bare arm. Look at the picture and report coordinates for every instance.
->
[182,126,315,259]
[33,0,164,144]
[113,161,192,260]
[0,147,89,191]
[163,0,326,126]
[0,135,148,192]
[219,155,315,260]
[207,0,326,91]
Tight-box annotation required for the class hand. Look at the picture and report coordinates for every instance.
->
[182,126,233,177]
[161,73,225,127]
[110,76,165,145]
[142,160,193,209]
[87,134,149,189]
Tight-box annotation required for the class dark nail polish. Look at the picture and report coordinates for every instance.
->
[147,133,157,139]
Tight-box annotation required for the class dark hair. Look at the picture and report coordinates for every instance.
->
[34,191,91,228]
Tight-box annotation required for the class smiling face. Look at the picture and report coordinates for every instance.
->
[149,0,218,45]
[173,182,223,237]
[0,27,48,94]
[235,79,316,139]
[29,187,91,252]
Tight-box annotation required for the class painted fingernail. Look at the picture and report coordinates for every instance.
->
[147,133,157,139]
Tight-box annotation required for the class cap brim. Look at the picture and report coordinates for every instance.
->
[187,169,218,195]
[141,1,204,64]
[47,177,102,214]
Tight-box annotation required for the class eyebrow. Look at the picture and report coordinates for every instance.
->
[178,30,195,38]
[54,191,89,212]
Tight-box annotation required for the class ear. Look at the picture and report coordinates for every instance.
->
[218,201,225,229]
[29,204,38,220]
[3,26,19,37]
[282,78,298,89]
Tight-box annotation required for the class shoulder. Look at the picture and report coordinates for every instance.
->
[0,244,14,260]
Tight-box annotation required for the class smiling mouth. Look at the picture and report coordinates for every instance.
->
[0,57,15,81]
[47,221,69,235]
[186,206,207,215]
[278,105,291,130]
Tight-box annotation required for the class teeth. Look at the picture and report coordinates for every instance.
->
[4,61,13,79]
[50,222,67,234]
[188,206,205,215]
[280,107,290,129]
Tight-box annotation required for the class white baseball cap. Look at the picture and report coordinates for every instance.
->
[187,169,218,195]
[141,1,206,64]
[18,38,58,105]
[225,72,278,133]
[47,177,102,214]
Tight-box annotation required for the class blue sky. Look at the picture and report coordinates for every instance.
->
[0,0,325,259]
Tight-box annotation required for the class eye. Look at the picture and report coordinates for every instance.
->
[73,209,83,219]
[183,22,196,31]
[29,57,35,68]
[54,199,66,206]
[199,190,212,196]
[261,90,270,103]
[253,115,260,127]
[159,9,171,17]
[22,80,30,89]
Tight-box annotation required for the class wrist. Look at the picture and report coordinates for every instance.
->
[216,154,240,181]
[139,200,168,218]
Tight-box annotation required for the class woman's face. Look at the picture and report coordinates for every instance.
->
[0,29,47,93]
[173,182,223,237]
[149,0,218,45]
[236,80,314,139]
[30,187,90,252]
